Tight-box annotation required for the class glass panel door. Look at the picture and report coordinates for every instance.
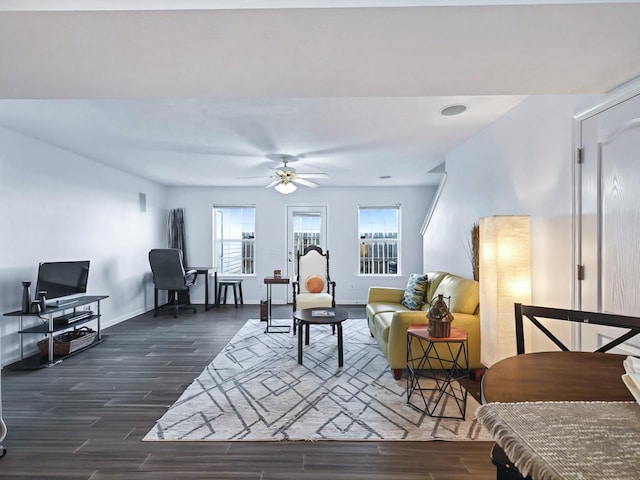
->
[286,206,327,281]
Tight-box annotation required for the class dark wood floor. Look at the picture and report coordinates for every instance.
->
[0,304,496,479]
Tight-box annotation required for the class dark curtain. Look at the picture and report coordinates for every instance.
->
[168,208,188,267]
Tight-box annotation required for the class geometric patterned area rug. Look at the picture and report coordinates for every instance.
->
[143,318,492,442]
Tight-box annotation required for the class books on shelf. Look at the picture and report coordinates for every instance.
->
[311,309,335,317]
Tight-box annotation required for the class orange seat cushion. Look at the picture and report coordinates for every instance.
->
[306,275,325,293]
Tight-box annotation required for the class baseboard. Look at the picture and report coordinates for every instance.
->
[102,306,150,330]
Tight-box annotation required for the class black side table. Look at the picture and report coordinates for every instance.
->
[406,325,469,419]
[263,277,290,333]
[293,308,349,367]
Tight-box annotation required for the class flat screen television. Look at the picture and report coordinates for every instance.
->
[35,260,90,306]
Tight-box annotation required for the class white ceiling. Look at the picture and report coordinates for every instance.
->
[0,1,639,188]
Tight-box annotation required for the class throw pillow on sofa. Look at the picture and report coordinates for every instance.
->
[401,273,429,310]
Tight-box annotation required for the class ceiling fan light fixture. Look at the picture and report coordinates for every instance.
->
[275,181,297,194]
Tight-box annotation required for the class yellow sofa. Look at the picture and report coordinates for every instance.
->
[366,271,482,380]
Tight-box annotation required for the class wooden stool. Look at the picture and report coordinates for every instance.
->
[217,280,244,307]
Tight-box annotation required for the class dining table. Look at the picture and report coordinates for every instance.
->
[479,351,637,480]
[187,267,217,311]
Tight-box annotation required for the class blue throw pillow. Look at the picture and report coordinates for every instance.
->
[401,273,429,310]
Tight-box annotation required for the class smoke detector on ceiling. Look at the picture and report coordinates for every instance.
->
[440,104,467,116]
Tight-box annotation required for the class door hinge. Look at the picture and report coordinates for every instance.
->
[576,147,584,164]
[577,264,585,280]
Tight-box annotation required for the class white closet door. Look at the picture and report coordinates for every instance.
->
[578,91,640,353]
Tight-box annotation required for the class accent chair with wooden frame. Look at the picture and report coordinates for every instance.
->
[292,245,336,334]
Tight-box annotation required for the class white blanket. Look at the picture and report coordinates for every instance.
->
[622,356,640,405]
[623,355,640,374]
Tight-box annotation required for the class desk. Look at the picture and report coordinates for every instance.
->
[480,351,635,480]
[188,267,216,311]
[263,277,290,333]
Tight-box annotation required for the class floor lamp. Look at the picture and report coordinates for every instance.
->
[479,215,531,368]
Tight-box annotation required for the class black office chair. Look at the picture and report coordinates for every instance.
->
[149,248,198,317]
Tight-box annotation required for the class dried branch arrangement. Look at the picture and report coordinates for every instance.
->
[469,222,479,281]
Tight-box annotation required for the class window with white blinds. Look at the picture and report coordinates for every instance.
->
[358,206,400,275]
[213,206,255,275]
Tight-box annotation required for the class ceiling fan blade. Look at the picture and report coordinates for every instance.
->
[292,177,319,188]
[296,173,329,179]
[265,179,281,189]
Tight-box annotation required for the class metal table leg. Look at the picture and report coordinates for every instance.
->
[297,320,304,364]
[264,282,290,333]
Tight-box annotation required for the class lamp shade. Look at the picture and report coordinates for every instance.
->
[274,181,296,194]
[479,215,531,368]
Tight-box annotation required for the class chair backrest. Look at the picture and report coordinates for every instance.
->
[515,303,640,355]
[296,245,330,294]
[149,248,189,291]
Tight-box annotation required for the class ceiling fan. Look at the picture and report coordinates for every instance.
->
[263,155,329,194]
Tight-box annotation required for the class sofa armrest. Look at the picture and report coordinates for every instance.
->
[367,287,405,304]
[387,310,429,343]
[385,311,429,368]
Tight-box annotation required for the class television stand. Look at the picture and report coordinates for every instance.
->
[4,295,108,369]
[49,299,80,308]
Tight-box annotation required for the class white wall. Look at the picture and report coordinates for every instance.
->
[167,185,436,306]
[423,94,602,351]
[0,125,435,366]
[1,95,608,366]
[0,127,166,366]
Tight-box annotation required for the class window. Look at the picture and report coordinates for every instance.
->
[213,206,255,275]
[358,206,399,275]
